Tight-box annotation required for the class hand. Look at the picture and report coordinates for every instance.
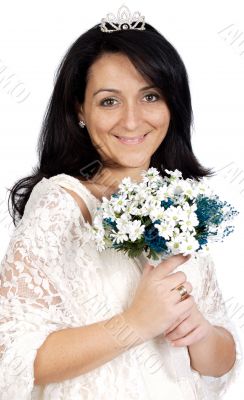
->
[124,254,194,342]
[163,298,213,347]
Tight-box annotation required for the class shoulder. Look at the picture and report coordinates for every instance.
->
[59,187,92,224]
[6,178,93,267]
[22,177,90,226]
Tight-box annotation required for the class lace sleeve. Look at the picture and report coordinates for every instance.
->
[196,252,243,398]
[0,182,83,399]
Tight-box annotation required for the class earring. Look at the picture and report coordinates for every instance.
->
[79,120,86,128]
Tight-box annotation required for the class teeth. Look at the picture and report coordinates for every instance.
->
[115,134,147,143]
[118,135,144,139]
[116,134,146,144]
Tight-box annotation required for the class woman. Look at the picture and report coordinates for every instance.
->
[0,5,242,399]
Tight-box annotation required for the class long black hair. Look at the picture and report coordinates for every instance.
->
[8,22,215,226]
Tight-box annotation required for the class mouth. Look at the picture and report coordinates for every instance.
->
[114,132,149,145]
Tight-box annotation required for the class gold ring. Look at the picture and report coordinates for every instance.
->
[176,285,189,301]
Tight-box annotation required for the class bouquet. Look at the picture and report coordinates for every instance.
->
[86,168,239,260]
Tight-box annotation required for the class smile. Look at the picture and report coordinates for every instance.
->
[114,133,149,145]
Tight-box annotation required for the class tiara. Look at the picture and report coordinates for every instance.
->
[100,5,146,33]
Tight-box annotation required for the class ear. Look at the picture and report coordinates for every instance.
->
[75,100,85,121]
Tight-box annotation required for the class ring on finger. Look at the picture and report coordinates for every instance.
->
[175,284,189,301]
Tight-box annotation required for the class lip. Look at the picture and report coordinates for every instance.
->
[114,133,149,145]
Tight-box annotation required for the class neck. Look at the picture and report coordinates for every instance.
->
[91,165,149,192]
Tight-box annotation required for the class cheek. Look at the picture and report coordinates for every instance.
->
[146,107,170,128]
[154,116,170,136]
[86,113,107,139]
[91,113,116,135]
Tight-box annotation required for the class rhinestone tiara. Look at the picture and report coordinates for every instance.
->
[100,5,146,33]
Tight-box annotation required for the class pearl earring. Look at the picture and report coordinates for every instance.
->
[79,120,86,128]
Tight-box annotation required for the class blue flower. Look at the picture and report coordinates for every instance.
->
[144,225,167,252]
[195,195,225,227]
[197,231,209,249]
[104,217,117,229]
[161,198,174,209]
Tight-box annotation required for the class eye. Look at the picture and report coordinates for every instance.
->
[143,93,160,102]
[100,97,118,107]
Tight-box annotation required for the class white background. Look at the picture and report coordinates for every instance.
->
[0,0,244,398]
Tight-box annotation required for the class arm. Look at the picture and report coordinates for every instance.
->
[191,252,241,378]
[188,324,236,377]
[163,252,242,392]
[0,184,79,397]
[34,310,144,385]
[164,298,237,377]
[0,182,146,396]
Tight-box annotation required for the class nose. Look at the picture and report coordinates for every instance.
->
[121,102,141,132]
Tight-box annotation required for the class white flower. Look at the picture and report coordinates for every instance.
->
[155,221,175,240]
[178,234,200,255]
[95,236,106,251]
[127,220,145,242]
[116,213,132,232]
[141,167,160,179]
[124,201,140,216]
[120,176,132,187]
[140,198,161,217]
[172,184,184,196]
[119,177,137,193]
[188,177,212,198]
[163,205,184,226]
[167,236,183,255]
[110,192,129,213]
[157,184,174,202]
[93,214,104,228]
[183,181,198,199]
[87,222,106,251]
[178,206,199,232]
[179,215,198,231]
[141,167,162,188]
[149,205,166,222]
[110,230,129,244]
[170,180,193,199]
[101,199,117,220]
[182,202,197,213]
[166,228,198,255]
[179,219,197,233]
[165,168,183,180]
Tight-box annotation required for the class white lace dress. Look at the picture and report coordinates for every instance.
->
[0,173,242,400]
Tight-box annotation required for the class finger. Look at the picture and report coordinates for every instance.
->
[164,310,191,335]
[175,295,195,315]
[170,282,193,304]
[153,254,191,280]
[166,271,187,290]
[142,263,155,277]
[165,318,195,340]
[169,326,202,347]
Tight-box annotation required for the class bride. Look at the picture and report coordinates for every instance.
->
[0,5,241,400]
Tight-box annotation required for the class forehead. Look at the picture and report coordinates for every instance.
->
[86,53,149,87]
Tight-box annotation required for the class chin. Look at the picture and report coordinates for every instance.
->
[116,158,150,169]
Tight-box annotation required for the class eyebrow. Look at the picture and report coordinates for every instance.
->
[93,85,158,97]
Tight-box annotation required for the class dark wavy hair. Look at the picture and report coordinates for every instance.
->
[8,22,215,226]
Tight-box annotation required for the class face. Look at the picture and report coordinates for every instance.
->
[77,52,170,174]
